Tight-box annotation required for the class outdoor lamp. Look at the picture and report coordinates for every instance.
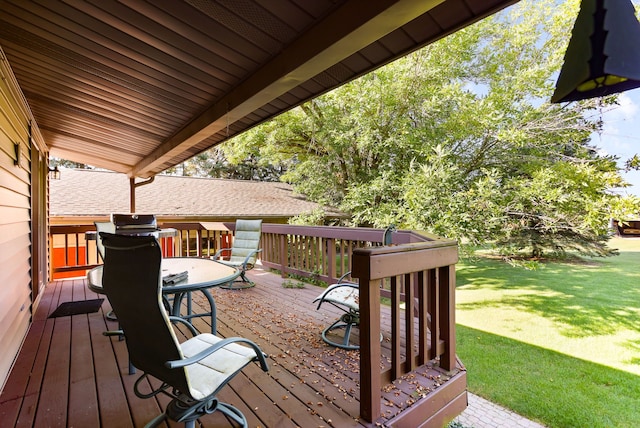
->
[48,166,61,180]
[551,0,640,103]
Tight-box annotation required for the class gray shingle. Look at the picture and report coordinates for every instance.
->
[50,169,343,219]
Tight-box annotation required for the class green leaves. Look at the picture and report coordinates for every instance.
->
[208,0,640,258]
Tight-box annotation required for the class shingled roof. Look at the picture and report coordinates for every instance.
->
[50,169,343,220]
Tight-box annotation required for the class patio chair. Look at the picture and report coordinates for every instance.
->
[100,232,269,428]
[212,219,262,289]
[94,220,116,262]
[96,220,159,375]
[96,217,171,310]
[313,272,361,350]
[313,226,395,350]
[95,220,166,324]
[93,221,129,365]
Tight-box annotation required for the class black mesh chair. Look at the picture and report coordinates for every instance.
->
[100,233,269,428]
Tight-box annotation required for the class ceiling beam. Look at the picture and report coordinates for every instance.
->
[131,0,444,177]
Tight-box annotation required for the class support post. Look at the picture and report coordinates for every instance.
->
[129,176,155,213]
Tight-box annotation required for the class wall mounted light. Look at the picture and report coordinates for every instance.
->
[48,166,61,180]
[552,0,640,103]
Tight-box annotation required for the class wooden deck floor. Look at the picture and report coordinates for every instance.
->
[0,266,465,428]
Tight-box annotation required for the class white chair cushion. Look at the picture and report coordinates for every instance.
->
[315,284,359,311]
[181,333,258,400]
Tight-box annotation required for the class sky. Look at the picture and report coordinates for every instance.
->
[595,90,640,197]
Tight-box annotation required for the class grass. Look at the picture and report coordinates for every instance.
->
[455,237,640,427]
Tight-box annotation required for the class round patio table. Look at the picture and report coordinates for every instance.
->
[87,257,240,334]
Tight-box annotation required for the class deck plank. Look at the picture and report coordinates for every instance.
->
[0,277,61,426]
[210,291,363,426]
[173,293,321,427]
[33,281,72,427]
[68,279,101,427]
[14,291,60,428]
[68,313,100,427]
[88,300,135,428]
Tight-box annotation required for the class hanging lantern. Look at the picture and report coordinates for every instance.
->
[551,0,640,103]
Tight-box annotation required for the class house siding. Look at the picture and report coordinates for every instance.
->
[0,47,47,391]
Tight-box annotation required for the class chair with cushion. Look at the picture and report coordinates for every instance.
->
[212,219,262,289]
[313,227,396,350]
[100,232,269,428]
[313,272,361,350]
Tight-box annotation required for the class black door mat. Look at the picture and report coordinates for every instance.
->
[48,298,104,318]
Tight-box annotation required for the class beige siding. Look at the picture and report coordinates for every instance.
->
[0,48,47,391]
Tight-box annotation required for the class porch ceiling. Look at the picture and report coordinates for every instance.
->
[0,0,518,178]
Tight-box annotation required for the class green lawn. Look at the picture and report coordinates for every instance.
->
[455,237,640,427]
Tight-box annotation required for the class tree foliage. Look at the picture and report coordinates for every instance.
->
[625,154,640,171]
[165,147,283,181]
[50,158,90,169]
[216,0,640,257]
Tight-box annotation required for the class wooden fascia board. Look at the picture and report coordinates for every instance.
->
[131,0,445,177]
[48,147,132,174]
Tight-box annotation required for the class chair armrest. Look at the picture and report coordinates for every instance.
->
[337,271,353,283]
[168,316,198,337]
[165,336,269,372]
[239,248,262,270]
[212,247,232,260]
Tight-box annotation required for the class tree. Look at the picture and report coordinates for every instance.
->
[50,158,91,169]
[625,154,640,171]
[220,0,640,257]
[165,147,283,181]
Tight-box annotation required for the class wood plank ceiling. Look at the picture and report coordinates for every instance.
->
[0,0,519,178]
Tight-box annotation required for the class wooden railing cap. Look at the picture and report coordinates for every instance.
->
[352,239,457,256]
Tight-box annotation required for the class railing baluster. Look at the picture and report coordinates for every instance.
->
[326,238,335,281]
[439,265,456,371]
[428,267,439,361]
[74,233,80,266]
[278,234,287,278]
[418,269,429,365]
[391,275,401,381]
[405,272,415,372]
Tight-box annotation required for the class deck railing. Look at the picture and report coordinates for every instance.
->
[352,240,458,422]
[50,224,179,278]
[259,224,450,284]
[50,221,433,282]
[48,221,459,423]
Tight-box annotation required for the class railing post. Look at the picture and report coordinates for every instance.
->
[350,241,458,423]
[352,250,381,423]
